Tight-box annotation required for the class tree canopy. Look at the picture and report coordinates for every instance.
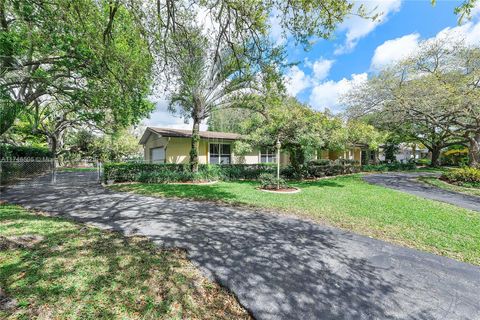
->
[344,38,480,166]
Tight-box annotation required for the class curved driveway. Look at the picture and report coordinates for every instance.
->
[364,172,480,212]
[1,173,480,320]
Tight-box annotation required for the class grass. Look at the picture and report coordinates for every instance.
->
[0,204,249,320]
[418,176,480,197]
[110,175,480,266]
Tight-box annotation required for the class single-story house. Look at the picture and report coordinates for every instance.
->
[378,143,429,162]
[139,127,369,165]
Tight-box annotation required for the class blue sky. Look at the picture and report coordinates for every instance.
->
[144,0,480,129]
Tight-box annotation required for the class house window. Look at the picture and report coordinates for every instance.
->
[260,147,277,163]
[209,143,231,164]
[150,147,165,163]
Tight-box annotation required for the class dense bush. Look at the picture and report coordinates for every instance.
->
[281,160,361,179]
[219,164,276,180]
[259,173,288,190]
[0,144,52,158]
[103,162,279,183]
[361,162,416,172]
[415,158,431,166]
[104,161,363,184]
[442,167,480,187]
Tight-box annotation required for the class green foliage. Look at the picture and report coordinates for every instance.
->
[259,173,287,190]
[442,167,480,187]
[441,147,470,167]
[1,0,153,145]
[65,129,141,161]
[415,158,431,166]
[0,144,52,158]
[219,164,277,180]
[245,97,335,172]
[329,120,386,151]
[103,162,280,183]
[281,160,361,179]
[361,162,417,172]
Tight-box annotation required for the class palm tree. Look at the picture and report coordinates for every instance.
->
[168,30,253,172]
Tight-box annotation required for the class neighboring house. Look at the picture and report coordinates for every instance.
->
[378,143,429,162]
[139,127,369,165]
[139,127,290,165]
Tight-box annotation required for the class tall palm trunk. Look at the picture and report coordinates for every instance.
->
[190,117,201,172]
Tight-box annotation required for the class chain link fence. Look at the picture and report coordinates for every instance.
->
[0,158,102,187]
[0,158,54,186]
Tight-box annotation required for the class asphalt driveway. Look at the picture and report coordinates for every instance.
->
[1,173,480,320]
[364,172,480,212]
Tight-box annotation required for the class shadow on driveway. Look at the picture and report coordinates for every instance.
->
[1,174,480,320]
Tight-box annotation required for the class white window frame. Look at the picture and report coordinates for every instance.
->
[208,143,232,164]
[150,147,165,163]
[259,147,277,163]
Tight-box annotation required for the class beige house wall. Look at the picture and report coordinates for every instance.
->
[143,133,291,165]
[315,147,363,163]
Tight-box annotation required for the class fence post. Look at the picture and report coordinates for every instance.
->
[97,160,101,182]
[51,158,56,184]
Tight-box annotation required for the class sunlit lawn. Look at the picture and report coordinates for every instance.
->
[418,176,480,197]
[111,175,480,266]
[0,204,249,320]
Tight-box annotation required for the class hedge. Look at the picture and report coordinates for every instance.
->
[0,144,52,158]
[361,162,416,172]
[103,162,361,183]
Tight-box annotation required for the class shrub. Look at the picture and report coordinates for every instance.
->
[442,167,480,187]
[415,158,431,166]
[218,164,277,180]
[361,162,416,172]
[307,159,332,166]
[0,144,52,158]
[259,173,288,190]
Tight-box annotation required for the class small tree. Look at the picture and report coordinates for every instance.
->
[245,96,334,173]
[168,28,254,172]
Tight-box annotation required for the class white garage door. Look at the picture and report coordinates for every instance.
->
[151,147,165,163]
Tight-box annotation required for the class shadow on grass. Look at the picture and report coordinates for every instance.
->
[112,182,242,202]
[0,207,249,319]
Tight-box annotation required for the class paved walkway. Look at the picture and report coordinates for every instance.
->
[1,173,480,320]
[364,172,480,212]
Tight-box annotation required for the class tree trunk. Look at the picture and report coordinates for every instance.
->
[467,132,480,168]
[289,146,305,177]
[190,118,200,172]
[430,145,441,167]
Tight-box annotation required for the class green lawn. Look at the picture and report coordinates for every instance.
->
[0,204,249,320]
[418,176,480,197]
[111,175,480,266]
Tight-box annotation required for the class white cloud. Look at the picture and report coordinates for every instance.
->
[284,65,312,96]
[334,0,402,55]
[269,13,286,46]
[142,99,208,130]
[370,33,420,70]
[284,58,335,96]
[310,59,335,81]
[309,73,368,113]
[370,20,480,70]
[434,20,480,45]
[472,2,480,17]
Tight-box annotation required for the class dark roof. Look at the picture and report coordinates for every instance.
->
[139,127,243,144]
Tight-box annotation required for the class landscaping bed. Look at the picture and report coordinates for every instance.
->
[110,175,480,266]
[0,204,250,320]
